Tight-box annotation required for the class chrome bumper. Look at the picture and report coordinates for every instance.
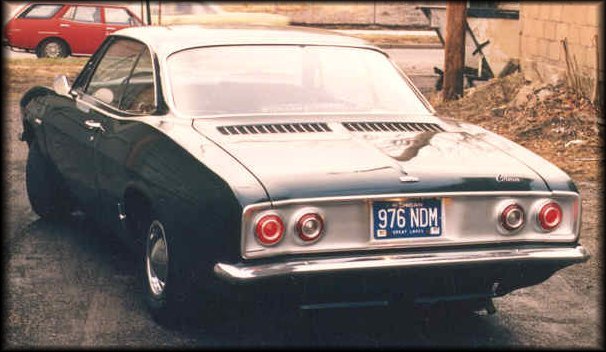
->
[214,245,589,282]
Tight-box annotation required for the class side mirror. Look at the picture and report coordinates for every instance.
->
[53,75,71,96]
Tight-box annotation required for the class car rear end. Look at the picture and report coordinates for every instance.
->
[3,3,65,52]
[212,189,587,309]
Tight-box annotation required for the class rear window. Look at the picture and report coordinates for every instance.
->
[19,4,63,19]
[105,8,132,25]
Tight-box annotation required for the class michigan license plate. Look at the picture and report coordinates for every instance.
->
[371,198,442,240]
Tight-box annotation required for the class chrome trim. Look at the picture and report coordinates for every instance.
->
[38,31,59,35]
[78,36,160,119]
[74,98,190,126]
[240,191,580,259]
[84,119,105,132]
[495,200,525,235]
[251,190,579,210]
[215,245,589,282]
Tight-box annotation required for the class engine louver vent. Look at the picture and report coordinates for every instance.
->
[342,122,444,133]
[217,123,332,135]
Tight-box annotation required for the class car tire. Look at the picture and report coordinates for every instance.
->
[26,143,71,219]
[142,215,211,326]
[36,38,69,58]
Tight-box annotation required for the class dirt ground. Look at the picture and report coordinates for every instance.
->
[3,58,602,348]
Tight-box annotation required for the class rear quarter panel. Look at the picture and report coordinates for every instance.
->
[8,5,67,49]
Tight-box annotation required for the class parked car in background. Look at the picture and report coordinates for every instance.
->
[19,25,588,325]
[3,2,142,58]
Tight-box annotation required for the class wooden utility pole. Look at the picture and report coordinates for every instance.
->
[145,0,152,25]
[442,1,466,101]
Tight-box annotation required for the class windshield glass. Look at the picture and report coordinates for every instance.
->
[167,45,430,116]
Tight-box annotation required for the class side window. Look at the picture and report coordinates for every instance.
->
[20,4,63,19]
[120,48,156,114]
[73,6,102,23]
[85,39,145,109]
[105,8,132,25]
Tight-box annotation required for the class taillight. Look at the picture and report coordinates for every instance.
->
[538,202,562,231]
[500,203,525,232]
[255,214,284,246]
[296,213,324,242]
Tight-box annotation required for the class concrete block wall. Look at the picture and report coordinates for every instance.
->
[519,1,602,96]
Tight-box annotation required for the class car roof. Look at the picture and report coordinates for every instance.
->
[111,24,380,58]
[25,2,132,8]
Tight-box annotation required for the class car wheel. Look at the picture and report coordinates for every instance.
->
[25,143,71,219]
[143,216,207,326]
[37,39,69,58]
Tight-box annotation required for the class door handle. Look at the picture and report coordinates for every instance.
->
[60,23,70,28]
[84,120,105,132]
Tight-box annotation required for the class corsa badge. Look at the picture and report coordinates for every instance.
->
[496,174,522,183]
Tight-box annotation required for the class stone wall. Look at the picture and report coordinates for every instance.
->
[519,2,602,99]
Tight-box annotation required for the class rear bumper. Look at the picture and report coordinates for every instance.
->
[214,245,588,282]
[210,245,588,306]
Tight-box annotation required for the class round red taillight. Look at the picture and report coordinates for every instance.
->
[296,213,324,242]
[500,203,525,232]
[255,214,284,246]
[538,202,562,231]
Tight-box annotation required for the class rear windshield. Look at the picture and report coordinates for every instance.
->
[20,4,63,19]
[167,45,430,116]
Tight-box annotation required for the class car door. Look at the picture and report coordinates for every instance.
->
[42,78,100,212]
[82,39,157,235]
[58,5,105,54]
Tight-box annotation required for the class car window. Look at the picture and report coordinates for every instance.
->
[85,39,146,109]
[168,46,431,116]
[61,6,75,20]
[20,4,63,19]
[73,6,102,23]
[105,8,132,25]
[119,48,156,114]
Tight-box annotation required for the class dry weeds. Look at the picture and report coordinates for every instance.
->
[429,73,603,183]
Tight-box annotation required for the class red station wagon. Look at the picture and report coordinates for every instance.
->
[3,2,143,58]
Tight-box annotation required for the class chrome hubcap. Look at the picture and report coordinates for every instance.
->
[44,42,61,58]
[146,220,168,298]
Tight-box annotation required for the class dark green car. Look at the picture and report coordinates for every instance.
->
[20,24,588,326]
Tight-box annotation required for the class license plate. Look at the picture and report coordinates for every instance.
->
[371,198,442,240]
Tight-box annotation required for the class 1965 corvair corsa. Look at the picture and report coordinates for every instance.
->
[20,25,588,324]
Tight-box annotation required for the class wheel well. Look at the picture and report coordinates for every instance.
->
[37,37,71,56]
[20,87,53,145]
[123,188,152,247]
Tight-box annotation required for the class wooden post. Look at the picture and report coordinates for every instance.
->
[145,0,152,25]
[442,1,466,101]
